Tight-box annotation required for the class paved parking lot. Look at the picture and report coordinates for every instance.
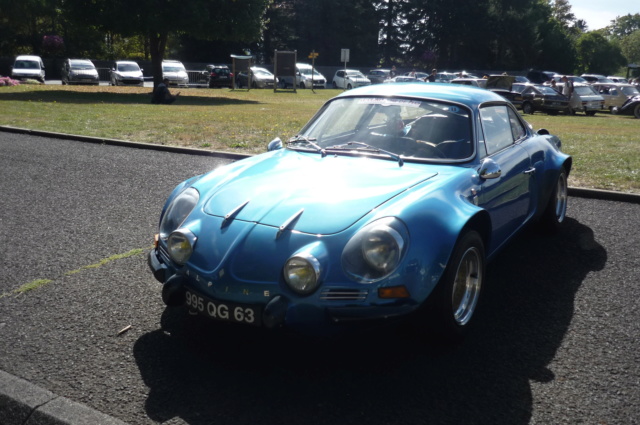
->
[1,131,639,425]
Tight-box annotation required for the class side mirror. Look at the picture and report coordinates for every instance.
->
[268,138,283,151]
[478,158,501,180]
[140,68,144,72]
[537,128,550,135]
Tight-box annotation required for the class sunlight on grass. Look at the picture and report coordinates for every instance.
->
[1,85,638,192]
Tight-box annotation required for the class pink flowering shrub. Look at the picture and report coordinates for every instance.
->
[0,76,21,86]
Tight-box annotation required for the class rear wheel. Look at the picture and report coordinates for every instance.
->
[634,104,640,119]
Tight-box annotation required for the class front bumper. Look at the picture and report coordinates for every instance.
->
[147,248,418,331]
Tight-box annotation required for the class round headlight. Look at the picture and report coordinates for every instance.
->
[362,225,403,272]
[159,187,199,238]
[342,218,408,283]
[167,229,197,265]
[284,254,321,295]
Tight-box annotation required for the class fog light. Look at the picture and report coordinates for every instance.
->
[378,286,410,299]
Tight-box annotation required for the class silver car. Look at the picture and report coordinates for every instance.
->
[332,69,371,89]
[110,61,144,87]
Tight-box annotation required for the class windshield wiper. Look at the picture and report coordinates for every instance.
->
[287,135,326,157]
[326,142,404,167]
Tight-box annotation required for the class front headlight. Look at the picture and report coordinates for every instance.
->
[342,218,408,282]
[284,253,321,295]
[159,187,199,238]
[167,229,197,265]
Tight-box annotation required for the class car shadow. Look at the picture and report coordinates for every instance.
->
[0,90,261,106]
[133,217,606,425]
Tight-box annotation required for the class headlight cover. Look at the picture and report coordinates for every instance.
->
[284,253,322,295]
[342,217,409,283]
[167,229,197,265]
[159,187,199,239]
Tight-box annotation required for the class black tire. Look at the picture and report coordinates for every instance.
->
[299,82,306,89]
[332,81,338,89]
[586,111,596,116]
[522,102,534,114]
[634,104,640,119]
[565,106,575,115]
[347,83,353,90]
[422,231,485,342]
[539,166,568,232]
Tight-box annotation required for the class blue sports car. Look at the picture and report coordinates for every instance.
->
[148,83,571,340]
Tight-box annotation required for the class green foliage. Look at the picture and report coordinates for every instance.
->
[575,31,626,74]
[620,30,640,65]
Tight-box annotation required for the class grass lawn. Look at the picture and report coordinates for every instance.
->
[0,84,639,193]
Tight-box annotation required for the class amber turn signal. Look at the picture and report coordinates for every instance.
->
[378,285,410,299]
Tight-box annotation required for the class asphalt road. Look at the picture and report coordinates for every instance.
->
[0,132,639,425]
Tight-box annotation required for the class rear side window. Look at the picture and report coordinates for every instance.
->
[480,105,527,155]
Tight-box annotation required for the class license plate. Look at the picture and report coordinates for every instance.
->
[185,290,261,326]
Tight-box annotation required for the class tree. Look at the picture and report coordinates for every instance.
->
[575,31,626,75]
[64,0,269,85]
[619,30,640,65]
[607,13,640,39]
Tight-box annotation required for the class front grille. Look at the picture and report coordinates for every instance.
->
[320,288,368,301]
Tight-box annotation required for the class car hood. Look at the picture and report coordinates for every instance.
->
[199,150,439,235]
[12,69,42,77]
[71,69,98,76]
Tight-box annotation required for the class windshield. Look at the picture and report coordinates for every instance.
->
[14,60,40,69]
[70,61,95,70]
[537,86,560,95]
[253,68,272,77]
[622,86,640,96]
[299,67,322,76]
[163,65,185,72]
[295,97,473,161]
[118,63,140,72]
[575,86,599,96]
[346,70,365,78]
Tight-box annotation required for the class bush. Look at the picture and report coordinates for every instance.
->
[0,76,21,87]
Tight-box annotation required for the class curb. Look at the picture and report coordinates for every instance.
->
[0,370,127,425]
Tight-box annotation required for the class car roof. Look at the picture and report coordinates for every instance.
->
[16,55,42,61]
[69,59,94,64]
[336,82,506,107]
[115,60,138,64]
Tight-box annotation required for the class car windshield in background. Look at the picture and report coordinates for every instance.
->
[14,60,40,69]
[118,64,139,72]
[71,61,95,70]
[537,86,560,95]
[163,66,185,72]
[299,68,322,76]
[622,86,640,96]
[294,97,473,161]
[575,86,598,95]
[346,71,366,78]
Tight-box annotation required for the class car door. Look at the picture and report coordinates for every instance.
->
[476,105,534,252]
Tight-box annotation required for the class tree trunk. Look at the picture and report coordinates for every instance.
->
[149,32,168,87]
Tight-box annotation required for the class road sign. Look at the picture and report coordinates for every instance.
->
[308,52,319,59]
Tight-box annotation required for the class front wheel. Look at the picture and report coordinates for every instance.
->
[585,111,597,116]
[332,81,338,89]
[539,166,568,232]
[522,101,534,114]
[634,104,640,119]
[422,231,485,342]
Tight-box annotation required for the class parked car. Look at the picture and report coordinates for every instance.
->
[236,66,277,89]
[607,76,629,84]
[367,69,391,84]
[593,83,640,111]
[279,63,327,89]
[199,64,233,89]
[514,83,570,115]
[110,61,144,86]
[514,76,530,83]
[10,55,45,83]
[526,70,559,85]
[551,75,587,85]
[451,78,487,88]
[404,71,429,80]
[485,75,524,108]
[332,69,371,89]
[566,84,605,115]
[435,72,458,83]
[61,59,99,85]
[580,74,614,84]
[162,60,189,87]
[148,83,571,340]
[612,94,640,118]
[383,76,421,83]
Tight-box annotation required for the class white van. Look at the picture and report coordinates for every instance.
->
[281,63,326,89]
[11,55,45,83]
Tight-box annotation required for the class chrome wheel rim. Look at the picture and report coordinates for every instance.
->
[451,247,482,326]
[555,172,568,223]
